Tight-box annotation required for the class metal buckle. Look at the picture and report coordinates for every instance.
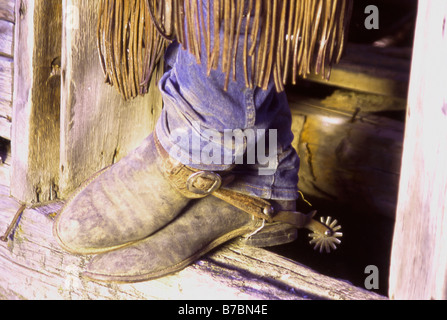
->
[186,171,222,195]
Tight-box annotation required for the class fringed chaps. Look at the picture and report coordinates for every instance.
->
[97,0,353,101]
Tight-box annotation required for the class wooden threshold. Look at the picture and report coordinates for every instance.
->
[0,182,386,300]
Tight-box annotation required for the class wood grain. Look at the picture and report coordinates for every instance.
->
[0,19,13,57]
[306,43,411,99]
[59,0,163,198]
[289,93,404,219]
[10,0,61,203]
[0,0,14,141]
[389,1,447,300]
[0,0,15,23]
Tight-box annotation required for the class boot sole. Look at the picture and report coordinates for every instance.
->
[82,222,297,283]
[82,225,255,283]
[237,222,298,248]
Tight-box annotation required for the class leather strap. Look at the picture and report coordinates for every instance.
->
[155,133,229,199]
[154,133,274,218]
[153,133,325,232]
[212,188,274,222]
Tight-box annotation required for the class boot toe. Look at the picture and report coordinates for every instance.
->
[53,180,135,255]
[53,133,190,255]
[81,197,257,282]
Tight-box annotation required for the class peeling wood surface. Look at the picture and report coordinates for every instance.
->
[0,184,386,300]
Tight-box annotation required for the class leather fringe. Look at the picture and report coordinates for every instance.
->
[97,0,169,100]
[97,0,353,100]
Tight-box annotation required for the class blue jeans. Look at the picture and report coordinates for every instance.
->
[155,2,300,201]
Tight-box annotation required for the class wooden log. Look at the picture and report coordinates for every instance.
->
[0,184,386,300]
[10,0,62,203]
[289,92,404,219]
[59,0,163,198]
[389,1,447,300]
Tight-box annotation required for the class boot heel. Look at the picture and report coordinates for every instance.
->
[238,223,297,248]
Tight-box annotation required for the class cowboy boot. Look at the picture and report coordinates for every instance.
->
[82,195,298,283]
[54,130,338,263]
[53,132,215,255]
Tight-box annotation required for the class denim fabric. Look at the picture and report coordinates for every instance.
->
[155,2,300,200]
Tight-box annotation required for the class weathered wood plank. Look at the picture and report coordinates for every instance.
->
[10,0,61,203]
[317,87,407,114]
[0,56,13,104]
[9,0,163,202]
[0,98,11,121]
[389,1,447,300]
[0,184,386,300]
[0,139,10,186]
[289,93,404,219]
[0,19,14,57]
[0,0,15,23]
[306,43,411,98]
[0,116,11,141]
[0,0,14,142]
[59,0,163,198]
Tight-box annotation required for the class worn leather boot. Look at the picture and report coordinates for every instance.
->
[53,133,208,255]
[82,195,298,283]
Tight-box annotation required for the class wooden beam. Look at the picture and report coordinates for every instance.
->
[306,44,411,99]
[10,0,62,203]
[0,184,386,300]
[389,0,447,300]
[59,0,163,198]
